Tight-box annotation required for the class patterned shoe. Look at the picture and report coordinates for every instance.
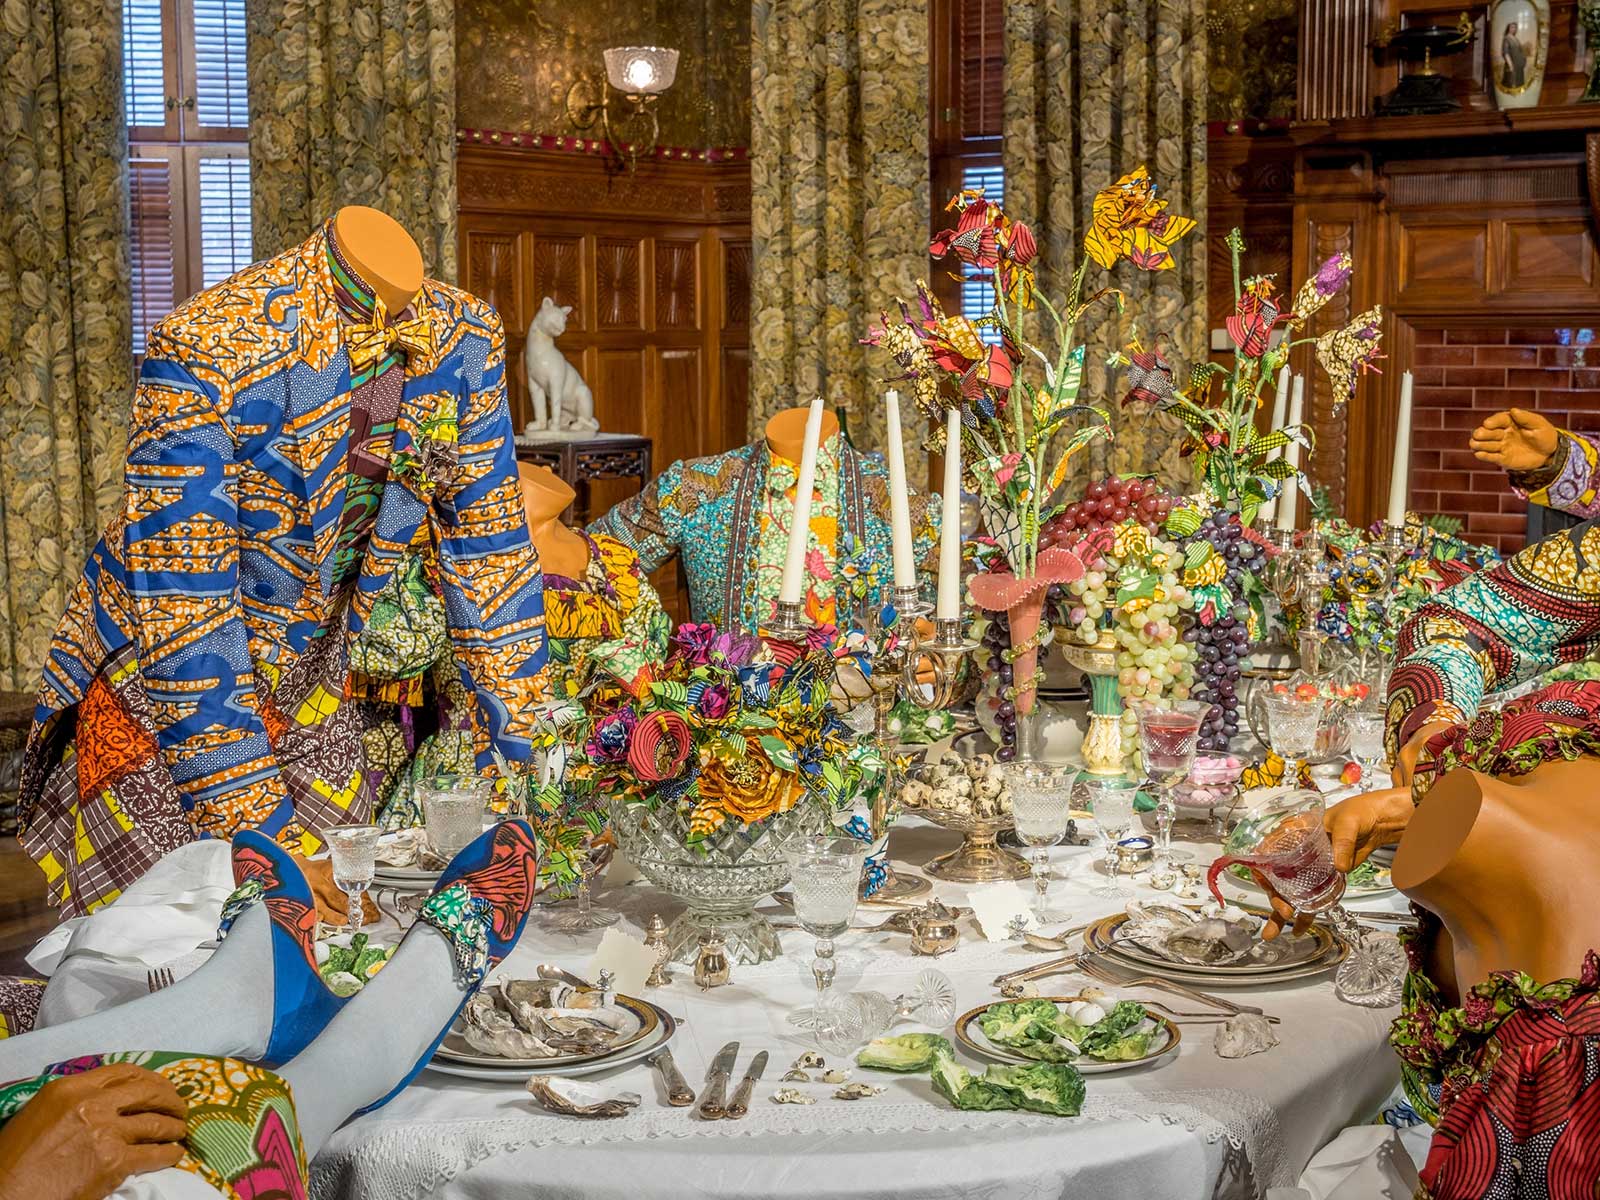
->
[359,819,540,1113]
[222,831,346,1067]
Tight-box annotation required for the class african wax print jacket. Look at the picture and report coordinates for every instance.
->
[24,224,548,850]
[1386,427,1600,758]
[588,434,940,632]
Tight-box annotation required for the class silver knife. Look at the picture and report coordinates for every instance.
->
[725,1050,768,1119]
[697,1041,740,1120]
[646,1047,695,1107]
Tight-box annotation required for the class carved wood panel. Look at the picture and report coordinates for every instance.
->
[465,232,520,333]
[595,239,643,330]
[656,349,704,472]
[1304,218,1354,515]
[655,240,699,330]
[532,236,585,331]
[1397,222,1490,303]
[723,240,752,329]
[1501,218,1598,294]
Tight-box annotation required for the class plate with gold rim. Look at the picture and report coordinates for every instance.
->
[954,995,1182,1074]
[1084,912,1345,980]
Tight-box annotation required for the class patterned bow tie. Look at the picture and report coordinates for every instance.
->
[346,294,435,371]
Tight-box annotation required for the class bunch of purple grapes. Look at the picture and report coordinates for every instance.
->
[1181,512,1266,752]
[980,611,1019,760]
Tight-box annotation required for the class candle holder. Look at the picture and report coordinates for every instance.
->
[1377,519,1414,590]
[853,603,978,902]
[761,598,814,647]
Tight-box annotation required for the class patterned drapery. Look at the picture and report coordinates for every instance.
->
[1004,0,1207,483]
[749,0,929,463]
[0,0,130,687]
[248,0,458,281]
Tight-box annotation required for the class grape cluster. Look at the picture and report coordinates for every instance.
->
[1041,476,1174,545]
[980,610,1020,761]
[1183,513,1267,752]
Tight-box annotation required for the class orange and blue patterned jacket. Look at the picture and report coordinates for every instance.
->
[32,226,548,844]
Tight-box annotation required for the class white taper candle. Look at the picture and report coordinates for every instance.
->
[884,389,918,592]
[1387,371,1414,529]
[1260,365,1293,523]
[1277,374,1305,530]
[777,396,826,606]
[936,406,963,620]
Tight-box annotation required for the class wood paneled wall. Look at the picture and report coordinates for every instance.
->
[457,142,752,613]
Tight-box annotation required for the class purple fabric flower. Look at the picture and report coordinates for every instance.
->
[586,708,637,762]
[697,683,731,720]
[1291,252,1353,324]
[711,629,763,666]
[672,622,717,665]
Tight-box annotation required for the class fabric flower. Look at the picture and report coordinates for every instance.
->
[1315,306,1384,411]
[1122,347,1176,407]
[627,710,693,782]
[1084,166,1197,271]
[1289,253,1353,326]
[994,452,1023,487]
[696,732,806,826]
[929,190,1001,270]
[585,708,636,763]
[671,622,717,665]
[696,682,731,721]
[1226,276,1281,357]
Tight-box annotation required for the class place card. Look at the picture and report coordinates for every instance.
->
[586,927,659,996]
[966,882,1038,942]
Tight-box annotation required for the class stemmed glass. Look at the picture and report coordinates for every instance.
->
[548,832,619,933]
[832,970,958,1043]
[1083,776,1141,899]
[1004,763,1074,921]
[1344,699,1388,791]
[1262,691,1326,784]
[784,836,869,1051]
[1135,700,1207,867]
[324,824,381,938]
[1209,790,1406,1007]
[418,775,491,860]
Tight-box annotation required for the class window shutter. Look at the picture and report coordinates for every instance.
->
[959,163,1005,341]
[958,0,1004,140]
[195,153,253,287]
[189,0,248,130]
[122,0,168,130]
[128,154,179,355]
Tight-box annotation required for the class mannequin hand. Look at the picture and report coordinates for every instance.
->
[1469,408,1560,472]
[300,856,379,927]
[0,1063,186,1200]
[1393,720,1455,789]
[1259,788,1413,940]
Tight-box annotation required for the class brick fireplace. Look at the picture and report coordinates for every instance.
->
[1408,327,1599,555]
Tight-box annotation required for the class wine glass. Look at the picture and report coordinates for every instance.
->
[784,836,869,1051]
[323,824,381,938]
[833,969,958,1043]
[1135,700,1207,868]
[1208,790,1406,1007]
[1083,776,1141,899]
[1004,763,1074,921]
[419,775,491,860]
[547,831,619,933]
[1344,699,1387,791]
[1262,691,1326,783]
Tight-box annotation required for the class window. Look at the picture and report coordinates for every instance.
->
[930,0,1004,330]
[125,0,252,353]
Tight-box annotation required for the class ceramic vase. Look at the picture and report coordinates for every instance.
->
[1490,0,1550,109]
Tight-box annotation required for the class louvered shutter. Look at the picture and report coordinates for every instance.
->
[128,151,182,355]
[958,0,1003,140]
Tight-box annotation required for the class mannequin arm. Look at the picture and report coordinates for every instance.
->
[1513,430,1600,518]
[587,458,688,577]
[1385,519,1600,759]
[122,332,294,844]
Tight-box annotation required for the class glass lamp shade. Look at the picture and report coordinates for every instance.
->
[603,46,679,96]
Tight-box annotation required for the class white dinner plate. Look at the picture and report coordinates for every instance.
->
[423,1002,676,1083]
[373,864,442,886]
[954,997,1181,1074]
[433,994,658,1068]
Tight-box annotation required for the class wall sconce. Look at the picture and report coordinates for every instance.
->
[565,46,680,173]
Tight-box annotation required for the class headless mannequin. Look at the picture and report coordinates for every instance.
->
[765,406,840,462]
[518,463,591,580]
[1391,757,1600,1006]
[331,206,422,314]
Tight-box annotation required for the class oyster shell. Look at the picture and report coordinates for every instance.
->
[526,1075,640,1118]
[781,1069,811,1082]
[1214,1013,1279,1059]
[374,829,425,867]
[833,1083,884,1100]
[497,978,574,1010]
[792,1052,825,1070]
[1122,900,1263,967]
[821,1068,849,1084]
[772,1088,816,1105]
[460,986,626,1058]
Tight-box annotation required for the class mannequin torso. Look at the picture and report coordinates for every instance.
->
[331,206,422,314]
[518,463,591,580]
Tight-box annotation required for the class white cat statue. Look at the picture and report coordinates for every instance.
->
[522,297,599,435]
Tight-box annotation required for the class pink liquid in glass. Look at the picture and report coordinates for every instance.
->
[1140,713,1201,779]
[1208,815,1346,912]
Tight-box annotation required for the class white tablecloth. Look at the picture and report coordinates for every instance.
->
[309,822,1407,1200]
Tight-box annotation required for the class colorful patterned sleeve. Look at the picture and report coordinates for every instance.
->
[1509,430,1600,518]
[120,330,294,842]
[586,458,687,576]
[1386,517,1600,761]
[436,306,551,767]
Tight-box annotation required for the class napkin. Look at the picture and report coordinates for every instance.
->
[965,882,1038,941]
[585,928,658,996]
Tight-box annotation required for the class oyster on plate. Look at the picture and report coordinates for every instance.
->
[526,1076,640,1118]
[1121,900,1265,967]
[459,982,629,1059]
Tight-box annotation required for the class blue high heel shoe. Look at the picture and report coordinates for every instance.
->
[359,818,541,1113]
[222,830,348,1067]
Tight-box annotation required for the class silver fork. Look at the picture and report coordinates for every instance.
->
[146,967,175,993]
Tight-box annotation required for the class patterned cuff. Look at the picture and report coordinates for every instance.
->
[418,881,492,989]
[1507,434,1569,495]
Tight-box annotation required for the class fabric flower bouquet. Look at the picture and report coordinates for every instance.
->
[560,623,882,853]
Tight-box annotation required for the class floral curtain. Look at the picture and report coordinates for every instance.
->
[248,0,458,281]
[749,0,929,463]
[0,0,130,687]
[1004,0,1207,483]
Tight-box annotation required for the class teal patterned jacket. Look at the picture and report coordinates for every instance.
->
[588,438,940,631]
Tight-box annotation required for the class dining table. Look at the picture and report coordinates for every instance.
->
[301,819,1409,1200]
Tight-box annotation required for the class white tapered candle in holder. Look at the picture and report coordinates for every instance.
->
[777,396,826,607]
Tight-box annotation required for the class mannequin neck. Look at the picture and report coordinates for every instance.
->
[765,407,841,464]
[331,206,423,316]
[519,467,589,579]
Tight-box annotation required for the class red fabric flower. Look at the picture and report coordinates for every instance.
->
[627,711,693,782]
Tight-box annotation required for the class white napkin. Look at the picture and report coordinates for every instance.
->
[1265,1126,1420,1200]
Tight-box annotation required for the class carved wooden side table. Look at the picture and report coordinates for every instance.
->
[514,433,654,526]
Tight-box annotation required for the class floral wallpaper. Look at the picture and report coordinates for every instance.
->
[1003,0,1208,486]
[249,0,459,281]
[1208,0,1298,120]
[749,0,929,462]
[456,0,752,148]
[0,0,130,688]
